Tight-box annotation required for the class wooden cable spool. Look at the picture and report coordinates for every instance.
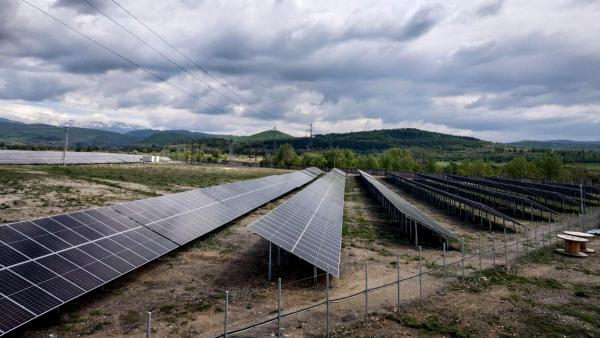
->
[563,231,595,253]
[556,234,588,257]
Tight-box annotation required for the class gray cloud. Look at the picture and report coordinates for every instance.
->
[52,0,112,14]
[476,0,504,17]
[0,0,598,141]
[0,2,19,41]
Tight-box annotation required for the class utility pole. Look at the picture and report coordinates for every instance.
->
[62,126,69,166]
[228,141,234,163]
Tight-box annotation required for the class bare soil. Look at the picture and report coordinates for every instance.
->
[0,166,596,338]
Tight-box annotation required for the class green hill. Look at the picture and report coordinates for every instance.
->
[242,130,295,142]
[277,128,489,152]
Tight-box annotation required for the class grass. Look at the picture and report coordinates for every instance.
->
[158,304,176,314]
[188,302,211,312]
[461,268,562,293]
[118,310,141,332]
[39,163,282,191]
[384,312,470,338]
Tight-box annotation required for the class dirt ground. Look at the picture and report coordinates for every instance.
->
[0,166,597,337]
[330,240,600,338]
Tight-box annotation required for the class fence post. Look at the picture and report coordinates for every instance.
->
[364,263,368,321]
[418,246,422,302]
[504,228,508,265]
[268,242,272,281]
[548,220,552,245]
[515,228,519,263]
[277,278,282,338]
[442,243,447,293]
[326,273,330,338]
[224,292,228,338]
[396,257,401,312]
[525,226,529,255]
[478,233,482,271]
[146,311,152,338]
[534,227,537,249]
[492,232,496,267]
[542,224,546,246]
[461,240,465,280]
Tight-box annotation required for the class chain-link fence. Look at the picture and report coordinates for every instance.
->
[197,211,599,338]
[45,211,595,338]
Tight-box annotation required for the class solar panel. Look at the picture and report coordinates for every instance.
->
[248,169,346,277]
[358,170,459,242]
[0,169,318,335]
[0,150,149,164]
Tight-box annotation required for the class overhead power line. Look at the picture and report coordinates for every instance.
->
[22,0,226,114]
[110,0,271,117]
[112,0,247,102]
[79,0,242,108]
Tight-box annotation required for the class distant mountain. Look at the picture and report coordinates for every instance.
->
[0,120,491,152]
[0,120,134,147]
[509,140,600,150]
[0,117,23,124]
[64,120,145,134]
[124,129,160,141]
[5,117,597,156]
[136,130,218,145]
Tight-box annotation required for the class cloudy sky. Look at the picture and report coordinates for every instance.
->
[0,0,599,141]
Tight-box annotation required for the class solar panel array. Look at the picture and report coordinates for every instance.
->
[358,170,459,241]
[0,150,167,164]
[248,169,346,277]
[0,168,321,335]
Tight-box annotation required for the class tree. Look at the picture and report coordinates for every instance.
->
[379,148,418,171]
[459,159,495,176]
[421,157,439,173]
[274,144,298,167]
[300,152,327,167]
[504,157,529,178]
[323,148,357,168]
[443,162,460,174]
[534,152,562,180]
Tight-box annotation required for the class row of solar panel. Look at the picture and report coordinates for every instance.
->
[0,150,152,164]
[358,170,459,241]
[0,168,322,335]
[248,170,346,277]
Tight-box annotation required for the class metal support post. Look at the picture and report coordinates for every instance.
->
[504,228,508,265]
[277,278,282,338]
[364,263,368,320]
[268,242,272,281]
[146,311,152,338]
[396,257,401,311]
[224,293,228,338]
[492,232,496,267]
[478,233,482,271]
[461,240,465,280]
[326,273,330,337]
[418,246,422,302]
[442,242,447,293]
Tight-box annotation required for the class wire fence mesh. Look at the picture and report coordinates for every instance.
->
[125,211,600,338]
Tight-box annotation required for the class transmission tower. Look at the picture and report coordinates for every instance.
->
[305,123,314,151]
